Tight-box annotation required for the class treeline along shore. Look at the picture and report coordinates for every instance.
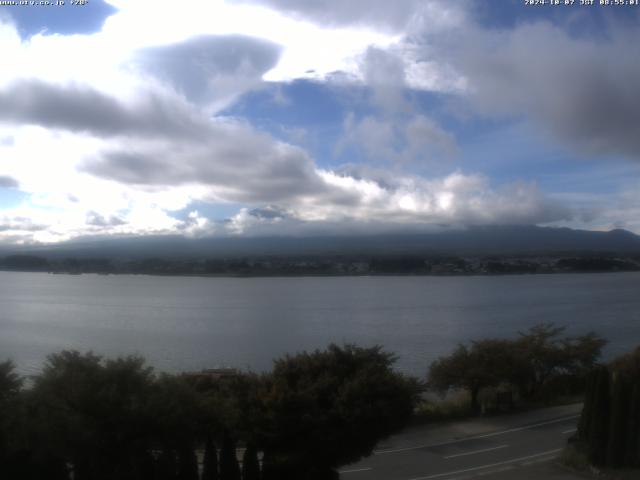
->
[1,324,638,479]
[1,253,640,277]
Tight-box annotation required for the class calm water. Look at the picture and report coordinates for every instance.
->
[1,271,639,377]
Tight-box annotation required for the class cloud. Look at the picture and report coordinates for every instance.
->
[134,34,282,111]
[81,118,329,204]
[436,20,640,159]
[0,216,46,233]
[0,79,210,139]
[103,0,397,85]
[338,113,457,165]
[231,0,464,34]
[0,3,594,243]
[219,169,570,236]
[0,175,19,188]
[86,211,126,227]
[405,115,457,159]
[361,46,409,113]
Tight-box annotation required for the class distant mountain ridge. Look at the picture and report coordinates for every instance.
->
[2,225,640,260]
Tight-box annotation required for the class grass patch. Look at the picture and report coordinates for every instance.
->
[412,390,473,424]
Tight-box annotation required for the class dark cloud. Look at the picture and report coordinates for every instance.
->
[0,79,210,139]
[86,211,126,227]
[0,217,46,232]
[248,205,288,219]
[443,21,640,159]
[136,35,281,106]
[0,175,19,188]
[81,125,330,204]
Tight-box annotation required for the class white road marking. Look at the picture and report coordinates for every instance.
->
[339,467,373,474]
[444,445,508,459]
[562,428,577,434]
[375,415,579,455]
[477,465,514,476]
[406,448,563,480]
[521,455,558,466]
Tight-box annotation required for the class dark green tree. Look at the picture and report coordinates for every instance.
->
[0,360,22,455]
[428,339,520,412]
[260,344,420,478]
[577,347,640,469]
[625,383,640,467]
[157,449,178,480]
[606,373,630,467]
[515,324,606,399]
[583,366,611,466]
[241,443,260,480]
[30,351,158,480]
[219,431,241,480]
[0,360,22,401]
[202,437,219,480]
[177,444,199,480]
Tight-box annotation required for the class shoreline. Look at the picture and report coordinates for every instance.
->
[1,268,640,279]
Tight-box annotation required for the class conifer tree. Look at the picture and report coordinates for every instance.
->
[177,445,199,480]
[606,374,629,467]
[202,437,219,480]
[586,367,610,466]
[241,444,260,480]
[219,432,241,480]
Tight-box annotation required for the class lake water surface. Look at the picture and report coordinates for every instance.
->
[1,271,639,377]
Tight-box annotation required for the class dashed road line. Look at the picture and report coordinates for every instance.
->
[406,448,563,480]
[375,415,579,455]
[444,445,508,460]
[339,467,373,474]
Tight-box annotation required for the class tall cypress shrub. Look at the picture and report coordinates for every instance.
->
[606,373,629,467]
[157,449,178,480]
[241,444,260,480]
[219,432,240,480]
[177,445,199,480]
[202,438,219,480]
[625,383,640,467]
[586,366,610,466]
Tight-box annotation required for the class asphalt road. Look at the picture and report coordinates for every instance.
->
[339,404,583,480]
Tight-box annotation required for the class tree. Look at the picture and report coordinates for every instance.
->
[0,360,22,402]
[241,443,260,480]
[610,346,640,376]
[30,351,158,480]
[260,344,420,478]
[177,444,199,480]
[157,449,178,480]
[428,340,520,412]
[0,360,26,478]
[219,431,241,480]
[515,324,606,399]
[202,437,219,480]
[577,348,640,469]
[428,324,606,410]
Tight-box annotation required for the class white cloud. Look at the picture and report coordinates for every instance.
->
[218,169,569,236]
[338,113,457,165]
[0,4,585,243]
[102,0,398,85]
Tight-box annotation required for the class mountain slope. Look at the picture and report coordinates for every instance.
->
[2,225,640,259]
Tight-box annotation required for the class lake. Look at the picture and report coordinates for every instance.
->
[1,271,639,377]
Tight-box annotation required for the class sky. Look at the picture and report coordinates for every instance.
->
[1,0,640,243]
